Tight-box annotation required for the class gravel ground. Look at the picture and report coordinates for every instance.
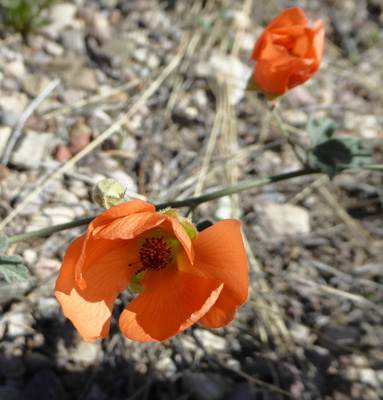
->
[1,0,383,399]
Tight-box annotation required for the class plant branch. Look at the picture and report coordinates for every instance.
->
[7,167,317,244]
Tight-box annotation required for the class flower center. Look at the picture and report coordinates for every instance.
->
[134,236,173,273]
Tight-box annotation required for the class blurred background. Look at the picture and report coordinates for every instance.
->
[0,0,383,399]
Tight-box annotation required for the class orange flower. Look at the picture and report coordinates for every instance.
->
[249,7,325,97]
[55,200,248,342]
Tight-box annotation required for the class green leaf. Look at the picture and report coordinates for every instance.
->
[0,263,28,282]
[0,254,24,264]
[308,136,372,179]
[308,117,337,147]
[0,235,8,250]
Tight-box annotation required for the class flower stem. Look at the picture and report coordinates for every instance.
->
[7,167,317,244]
[156,167,316,209]
[269,104,306,166]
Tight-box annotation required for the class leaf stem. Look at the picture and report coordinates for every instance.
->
[7,167,317,245]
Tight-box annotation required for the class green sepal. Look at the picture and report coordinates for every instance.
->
[128,271,146,294]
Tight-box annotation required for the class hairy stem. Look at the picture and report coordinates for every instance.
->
[7,167,317,244]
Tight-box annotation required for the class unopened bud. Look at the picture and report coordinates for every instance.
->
[92,178,125,210]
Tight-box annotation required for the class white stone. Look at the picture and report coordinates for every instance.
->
[72,341,100,365]
[215,196,233,220]
[193,329,227,352]
[359,368,379,388]
[259,203,311,238]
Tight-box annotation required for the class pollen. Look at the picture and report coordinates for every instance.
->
[137,236,172,272]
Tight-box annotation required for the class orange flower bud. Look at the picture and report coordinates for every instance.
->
[248,7,325,98]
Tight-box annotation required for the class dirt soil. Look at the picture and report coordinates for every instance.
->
[1,0,383,399]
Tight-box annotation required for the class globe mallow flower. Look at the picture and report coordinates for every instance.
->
[248,7,325,98]
[55,200,248,342]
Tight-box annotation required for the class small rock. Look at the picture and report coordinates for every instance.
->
[68,117,92,154]
[101,39,136,65]
[44,40,64,56]
[59,88,84,104]
[33,258,61,279]
[258,203,311,238]
[91,12,112,42]
[108,170,138,194]
[72,68,98,91]
[72,341,100,366]
[3,60,26,78]
[305,345,334,370]
[10,130,55,169]
[319,326,361,354]
[193,329,227,352]
[155,355,177,378]
[60,30,86,53]
[359,368,379,388]
[22,74,52,98]
[56,143,73,162]
[215,196,234,220]
[26,205,76,232]
[48,2,77,28]
[6,309,34,338]
[23,249,38,266]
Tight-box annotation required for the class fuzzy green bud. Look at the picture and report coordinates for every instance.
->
[92,178,125,210]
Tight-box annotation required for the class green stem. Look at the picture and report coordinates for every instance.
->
[7,217,95,245]
[7,167,317,245]
[156,167,315,209]
[269,105,306,166]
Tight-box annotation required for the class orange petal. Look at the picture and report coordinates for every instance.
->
[119,267,224,342]
[187,219,248,327]
[55,237,139,341]
[197,289,239,328]
[94,213,195,264]
[89,199,155,232]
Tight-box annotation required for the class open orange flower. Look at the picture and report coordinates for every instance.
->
[249,7,325,97]
[55,200,248,342]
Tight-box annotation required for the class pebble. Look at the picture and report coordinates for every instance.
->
[258,203,311,238]
[44,40,65,56]
[72,68,98,91]
[193,329,227,352]
[33,258,61,279]
[359,368,379,388]
[6,309,34,338]
[10,130,55,169]
[22,249,38,266]
[26,205,76,232]
[72,341,100,366]
[305,345,333,370]
[60,30,86,53]
[108,170,138,194]
[21,74,52,97]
